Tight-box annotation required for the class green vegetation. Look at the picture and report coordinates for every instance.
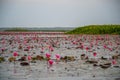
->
[5,28,28,32]
[4,27,73,32]
[8,57,16,62]
[0,57,5,63]
[66,25,120,34]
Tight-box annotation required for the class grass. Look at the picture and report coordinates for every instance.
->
[66,24,120,34]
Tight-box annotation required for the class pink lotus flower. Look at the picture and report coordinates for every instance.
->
[50,48,54,52]
[93,52,97,57]
[108,48,112,51]
[2,40,5,44]
[27,46,31,50]
[28,56,31,61]
[13,52,18,57]
[112,60,116,65]
[86,47,89,51]
[103,45,107,49]
[46,53,51,58]
[1,48,5,52]
[48,60,54,66]
[55,54,60,59]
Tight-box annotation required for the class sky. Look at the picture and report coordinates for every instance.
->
[0,0,120,28]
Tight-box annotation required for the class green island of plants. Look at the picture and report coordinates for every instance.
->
[5,28,28,32]
[66,25,120,34]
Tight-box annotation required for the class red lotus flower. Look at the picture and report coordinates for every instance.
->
[13,52,18,57]
[93,52,97,57]
[48,60,54,66]
[46,53,51,58]
[112,60,116,65]
[28,56,31,61]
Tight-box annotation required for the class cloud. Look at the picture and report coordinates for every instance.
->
[2,0,104,10]
[1,0,120,27]
[3,0,97,6]
[5,0,71,4]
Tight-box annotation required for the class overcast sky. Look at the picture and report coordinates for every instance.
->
[0,0,120,28]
